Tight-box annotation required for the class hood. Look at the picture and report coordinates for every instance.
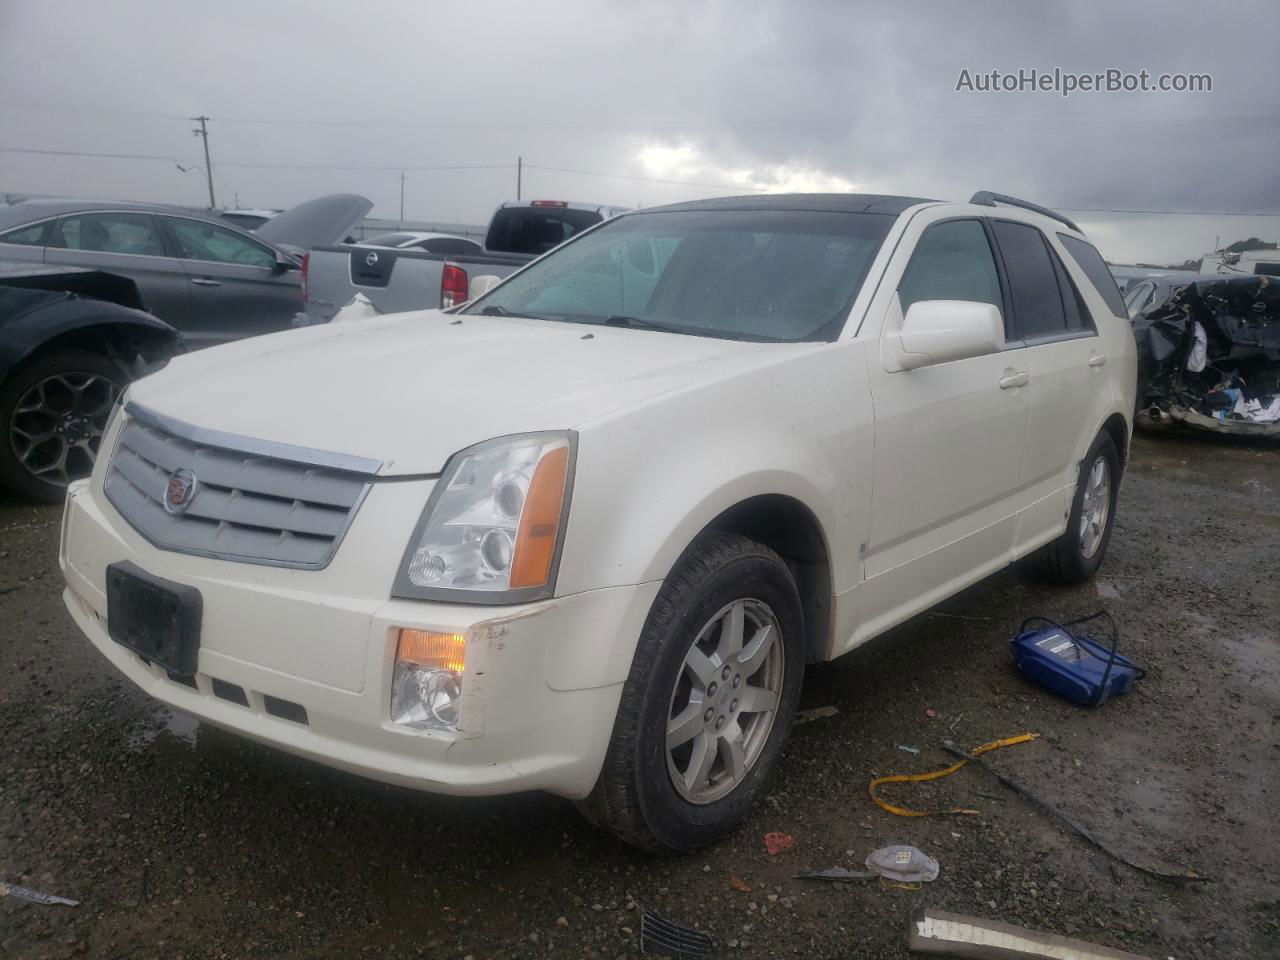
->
[255,194,372,252]
[127,312,808,475]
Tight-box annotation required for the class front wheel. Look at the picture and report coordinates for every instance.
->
[579,531,805,853]
[1030,431,1120,584]
[0,350,124,503]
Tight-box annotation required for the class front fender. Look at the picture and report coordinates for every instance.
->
[0,294,182,383]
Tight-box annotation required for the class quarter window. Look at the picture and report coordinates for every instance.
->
[50,212,165,257]
[1057,233,1128,318]
[0,221,51,246]
[991,221,1067,340]
[897,219,1003,316]
[1124,281,1156,318]
[167,218,276,268]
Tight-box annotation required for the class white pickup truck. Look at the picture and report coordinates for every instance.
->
[299,199,628,321]
[61,191,1136,852]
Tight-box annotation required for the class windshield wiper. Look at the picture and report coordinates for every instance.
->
[479,304,559,321]
[602,314,692,334]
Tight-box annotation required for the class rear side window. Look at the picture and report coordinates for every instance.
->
[1057,233,1128,318]
[485,207,602,255]
[991,221,1067,340]
[0,220,51,246]
[897,219,1003,316]
[50,212,165,257]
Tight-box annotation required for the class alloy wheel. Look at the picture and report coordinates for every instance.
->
[1079,455,1111,559]
[665,598,785,805]
[9,372,120,488]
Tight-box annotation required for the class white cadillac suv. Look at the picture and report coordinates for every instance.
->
[60,192,1136,852]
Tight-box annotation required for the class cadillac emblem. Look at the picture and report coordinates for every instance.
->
[163,467,198,514]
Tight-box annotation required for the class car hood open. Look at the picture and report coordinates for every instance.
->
[126,311,806,475]
[255,194,372,253]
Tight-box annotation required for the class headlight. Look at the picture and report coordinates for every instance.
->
[392,432,575,603]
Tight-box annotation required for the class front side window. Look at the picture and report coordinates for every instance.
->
[0,220,51,246]
[50,212,165,257]
[167,218,275,268]
[897,219,1003,317]
[466,209,895,342]
[992,220,1067,340]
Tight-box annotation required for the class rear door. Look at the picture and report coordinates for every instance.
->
[159,216,300,346]
[43,211,191,323]
[988,220,1108,555]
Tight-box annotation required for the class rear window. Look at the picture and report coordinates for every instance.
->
[1057,234,1128,318]
[485,207,602,255]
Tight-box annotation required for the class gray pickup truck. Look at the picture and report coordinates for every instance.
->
[299,200,628,321]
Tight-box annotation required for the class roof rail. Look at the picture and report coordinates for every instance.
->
[969,191,1081,233]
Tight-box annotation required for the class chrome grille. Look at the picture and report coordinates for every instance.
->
[104,413,372,569]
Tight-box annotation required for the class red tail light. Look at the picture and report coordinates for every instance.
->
[530,200,568,207]
[300,252,309,302]
[441,263,469,308]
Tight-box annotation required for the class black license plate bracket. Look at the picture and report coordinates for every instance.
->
[106,561,202,677]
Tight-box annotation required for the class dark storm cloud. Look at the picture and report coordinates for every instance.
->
[0,0,1276,263]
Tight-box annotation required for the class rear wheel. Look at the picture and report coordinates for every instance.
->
[579,531,805,853]
[1030,431,1120,584]
[0,350,123,502]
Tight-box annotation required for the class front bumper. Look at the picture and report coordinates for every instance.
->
[60,478,659,799]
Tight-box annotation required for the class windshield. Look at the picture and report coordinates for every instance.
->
[465,208,894,341]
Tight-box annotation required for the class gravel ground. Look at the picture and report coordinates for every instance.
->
[1,431,1277,960]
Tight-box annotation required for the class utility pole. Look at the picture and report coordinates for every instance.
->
[191,116,216,209]
[517,156,522,201]
[399,172,406,226]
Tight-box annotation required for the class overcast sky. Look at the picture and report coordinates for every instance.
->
[1,0,1277,264]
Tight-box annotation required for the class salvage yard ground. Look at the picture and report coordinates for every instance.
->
[1,431,1277,959]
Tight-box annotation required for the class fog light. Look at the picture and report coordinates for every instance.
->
[391,629,466,730]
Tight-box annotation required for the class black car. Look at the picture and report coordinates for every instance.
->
[0,263,183,501]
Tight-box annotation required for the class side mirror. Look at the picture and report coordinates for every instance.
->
[889,300,1003,370]
[273,253,298,274]
[469,274,502,298]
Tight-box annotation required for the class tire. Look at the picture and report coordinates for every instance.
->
[0,349,125,503]
[1030,431,1120,584]
[579,530,805,853]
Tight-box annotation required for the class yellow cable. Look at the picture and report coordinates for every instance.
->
[869,733,1039,817]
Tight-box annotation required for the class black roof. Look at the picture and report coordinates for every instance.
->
[639,193,936,216]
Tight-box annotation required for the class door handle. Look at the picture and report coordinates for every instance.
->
[1088,352,1107,368]
[999,370,1030,390]
[190,277,222,287]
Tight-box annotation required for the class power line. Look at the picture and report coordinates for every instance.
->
[4,99,1276,130]
[4,146,1279,217]
[0,146,190,162]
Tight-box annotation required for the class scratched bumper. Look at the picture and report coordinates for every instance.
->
[60,479,641,799]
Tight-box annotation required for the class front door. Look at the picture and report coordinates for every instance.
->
[160,216,301,346]
[856,216,1029,642]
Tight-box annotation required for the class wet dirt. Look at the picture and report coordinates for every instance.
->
[1,431,1277,959]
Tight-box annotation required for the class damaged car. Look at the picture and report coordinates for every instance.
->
[1133,275,1280,436]
[0,262,182,500]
